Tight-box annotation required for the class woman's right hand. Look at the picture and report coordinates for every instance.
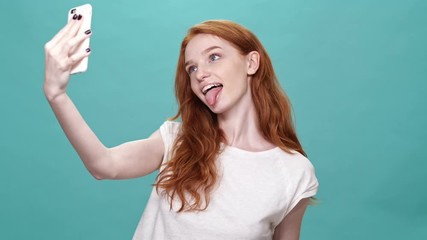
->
[44,14,92,101]
[43,14,164,180]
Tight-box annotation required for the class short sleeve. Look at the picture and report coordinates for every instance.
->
[283,156,319,217]
[159,121,182,169]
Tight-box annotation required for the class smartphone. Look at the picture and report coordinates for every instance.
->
[68,4,92,74]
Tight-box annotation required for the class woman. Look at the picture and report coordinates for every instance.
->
[44,16,318,240]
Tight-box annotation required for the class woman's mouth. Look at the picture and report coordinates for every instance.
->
[203,83,223,106]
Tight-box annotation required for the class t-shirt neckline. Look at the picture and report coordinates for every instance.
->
[221,143,281,157]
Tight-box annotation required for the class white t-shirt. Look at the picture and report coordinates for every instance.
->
[133,121,318,240]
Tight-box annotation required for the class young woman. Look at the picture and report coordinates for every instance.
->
[44,15,318,240]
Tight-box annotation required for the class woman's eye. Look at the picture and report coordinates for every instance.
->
[209,54,221,62]
[188,66,197,74]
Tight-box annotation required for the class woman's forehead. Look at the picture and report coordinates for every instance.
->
[184,34,234,58]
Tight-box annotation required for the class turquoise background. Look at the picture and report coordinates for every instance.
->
[1,0,426,239]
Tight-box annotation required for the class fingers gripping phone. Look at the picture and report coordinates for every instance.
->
[68,4,92,74]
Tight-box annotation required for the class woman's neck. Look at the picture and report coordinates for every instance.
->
[218,101,275,152]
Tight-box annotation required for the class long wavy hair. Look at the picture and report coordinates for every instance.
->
[155,20,306,212]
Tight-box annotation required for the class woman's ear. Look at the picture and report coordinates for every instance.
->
[247,51,260,75]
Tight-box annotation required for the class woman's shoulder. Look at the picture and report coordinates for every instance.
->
[160,120,182,134]
[277,149,316,172]
[276,149,319,196]
[158,120,181,146]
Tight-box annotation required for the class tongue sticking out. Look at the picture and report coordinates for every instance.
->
[205,86,223,106]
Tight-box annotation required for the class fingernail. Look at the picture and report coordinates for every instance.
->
[86,48,91,53]
[72,14,78,20]
[85,29,91,35]
[77,14,82,20]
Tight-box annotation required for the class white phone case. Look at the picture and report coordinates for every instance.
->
[68,4,92,74]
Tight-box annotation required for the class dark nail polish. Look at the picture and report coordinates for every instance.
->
[85,29,91,35]
[77,14,82,20]
[72,14,78,20]
[86,48,91,53]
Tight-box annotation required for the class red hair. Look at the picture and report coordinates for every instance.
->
[155,20,306,212]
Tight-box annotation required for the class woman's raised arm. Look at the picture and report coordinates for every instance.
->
[44,16,164,180]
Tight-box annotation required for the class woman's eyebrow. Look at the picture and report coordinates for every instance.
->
[185,46,222,68]
[201,46,222,55]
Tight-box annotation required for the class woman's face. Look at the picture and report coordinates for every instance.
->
[184,34,257,115]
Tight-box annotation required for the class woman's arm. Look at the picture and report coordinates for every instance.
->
[47,94,164,180]
[44,15,164,180]
[273,198,310,240]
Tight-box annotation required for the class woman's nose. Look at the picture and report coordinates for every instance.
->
[195,66,210,82]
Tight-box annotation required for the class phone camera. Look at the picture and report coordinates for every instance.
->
[71,9,76,14]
